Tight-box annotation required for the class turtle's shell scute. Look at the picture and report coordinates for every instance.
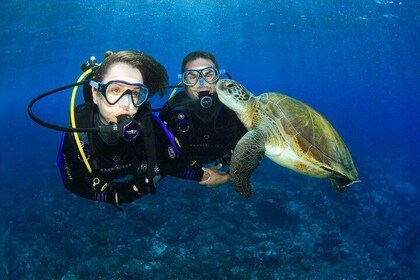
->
[263,93,357,179]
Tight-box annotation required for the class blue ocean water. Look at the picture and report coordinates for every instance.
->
[1,0,419,279]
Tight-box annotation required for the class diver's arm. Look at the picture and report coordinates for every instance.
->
[155,112,227,185]
[163,157,205,181]
[157,128,230,188]
[157,103,206,180]
[152,117,204,181]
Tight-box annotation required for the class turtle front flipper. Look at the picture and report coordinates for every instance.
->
[230,129,267,198]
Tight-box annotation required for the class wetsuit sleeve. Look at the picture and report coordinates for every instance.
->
[56,133,143,205]
[152,116,204,181]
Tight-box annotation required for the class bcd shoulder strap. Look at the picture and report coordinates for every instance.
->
[138,101,157,194]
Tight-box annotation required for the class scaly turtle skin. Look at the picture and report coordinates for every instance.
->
[216,79,359,198]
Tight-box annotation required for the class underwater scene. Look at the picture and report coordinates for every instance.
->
[0,0,419,279]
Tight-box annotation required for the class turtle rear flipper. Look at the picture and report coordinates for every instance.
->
[230,129,267,198]
[332,177,361,193]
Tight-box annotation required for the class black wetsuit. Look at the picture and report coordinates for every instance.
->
[158,91,247,168]
[57,102,203,205]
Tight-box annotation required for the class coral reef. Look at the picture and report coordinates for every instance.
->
[0,159,418,279]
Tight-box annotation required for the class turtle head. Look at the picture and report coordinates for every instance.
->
[216,79,253,113]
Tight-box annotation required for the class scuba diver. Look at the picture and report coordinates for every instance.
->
[159,51,247,187]
[29,50,216,209]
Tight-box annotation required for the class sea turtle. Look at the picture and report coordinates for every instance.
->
[216,79,359,198]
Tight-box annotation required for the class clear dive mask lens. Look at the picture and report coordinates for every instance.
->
[90,80,149,107]
[180,67,220,86]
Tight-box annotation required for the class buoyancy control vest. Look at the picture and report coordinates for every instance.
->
[70,101,159,193]
[161,91,243,164]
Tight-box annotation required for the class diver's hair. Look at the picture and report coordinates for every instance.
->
[94,50,168,98]
[181,51,219,73]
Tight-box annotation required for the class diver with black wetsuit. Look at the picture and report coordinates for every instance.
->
[159,51,247,186]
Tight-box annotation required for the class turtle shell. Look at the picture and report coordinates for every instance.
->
[260,93,358,182]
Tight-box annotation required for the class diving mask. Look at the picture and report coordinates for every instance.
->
[90,80,149,107]
[180,67,220,86]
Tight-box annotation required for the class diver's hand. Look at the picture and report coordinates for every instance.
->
[199,163,230,188]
